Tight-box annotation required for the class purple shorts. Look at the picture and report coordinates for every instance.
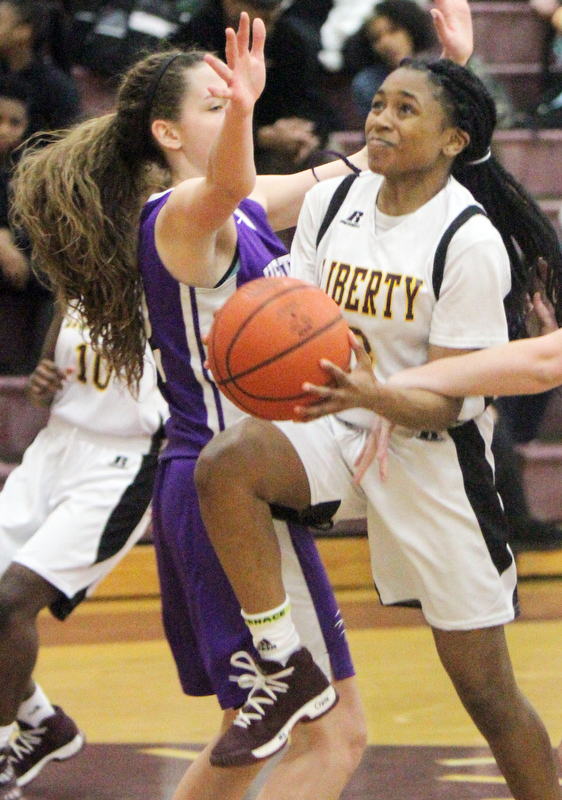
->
[152,457,355,710]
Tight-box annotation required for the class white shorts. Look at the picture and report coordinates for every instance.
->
[275,413,518,631]
[0,416,159,619]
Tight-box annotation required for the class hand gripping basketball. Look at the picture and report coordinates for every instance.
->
[207,276,351,420]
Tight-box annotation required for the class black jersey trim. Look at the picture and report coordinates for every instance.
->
[49,425,165,621]
[215,244,240,288]
[316,173,359,248]
[432,206,487,300]
[448,420,514,576]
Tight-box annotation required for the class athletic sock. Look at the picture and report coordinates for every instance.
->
[0,723,16,750]
[242,596,301,665]
[16,683,56,727]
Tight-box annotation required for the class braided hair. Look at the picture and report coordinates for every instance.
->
[403,57,562,338]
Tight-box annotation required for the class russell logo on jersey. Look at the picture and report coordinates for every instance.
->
[341,211,364,228]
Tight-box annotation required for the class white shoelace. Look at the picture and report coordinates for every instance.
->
[9,727,45,762]
[229,651,294,730]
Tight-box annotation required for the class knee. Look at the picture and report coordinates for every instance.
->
[0,580,28,634]
[194,419,266,502]
[308,717,367,780]
[340,717,368,775]
[0,566,49,633]
[295,693,368,778]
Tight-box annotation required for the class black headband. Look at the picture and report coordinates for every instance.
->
[144,52,183,127]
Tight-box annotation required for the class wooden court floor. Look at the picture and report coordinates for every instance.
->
[27,570,562,800]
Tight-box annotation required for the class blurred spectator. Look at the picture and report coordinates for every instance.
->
[346,0,437,117]
[283,0,333,55]
[342,0,522,129]
[0,73,53,375]
[170,0,345,172]
[0,1,81,136]
[318,0,377,73]
[68,1,183,80]
[531,0,562,124]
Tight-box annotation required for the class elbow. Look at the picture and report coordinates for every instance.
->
[535,360,562,392]
[213,173,256,206]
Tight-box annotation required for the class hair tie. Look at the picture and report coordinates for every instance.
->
[311,150,362,182]
[144,52,183,127]
[467,149,491,166]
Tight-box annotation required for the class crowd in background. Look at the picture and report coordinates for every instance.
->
[0,0,562,555]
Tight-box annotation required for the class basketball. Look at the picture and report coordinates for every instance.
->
[207,276,351,420]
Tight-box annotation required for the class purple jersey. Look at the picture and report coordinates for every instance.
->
[138,192,290,459]
[138,190,355,706]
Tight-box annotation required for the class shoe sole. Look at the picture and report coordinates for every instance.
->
[211,684,339,767]
[16,732,85,787]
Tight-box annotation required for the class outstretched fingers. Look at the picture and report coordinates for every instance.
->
[432,0,473,65]
[250,16,266,58]
[353,418,394,484]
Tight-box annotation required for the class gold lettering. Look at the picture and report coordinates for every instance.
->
[383,273,402,318]
[404,277,423,321]
[344,267,368,312]
[325,260,339,296]
[362,271,382,315]
[331,263,351,306]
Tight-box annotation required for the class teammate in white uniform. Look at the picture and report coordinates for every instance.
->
[195,59,562,797]
[0,305,167,798]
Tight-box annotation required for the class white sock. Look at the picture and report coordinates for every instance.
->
[0,723,16,750]
[16,684,55,728]
[242,596,301,665]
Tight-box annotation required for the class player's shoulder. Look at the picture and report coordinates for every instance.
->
[444,178,501,241]
[306,170,379,213]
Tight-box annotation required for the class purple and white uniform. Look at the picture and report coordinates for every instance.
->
[138,191,354,709]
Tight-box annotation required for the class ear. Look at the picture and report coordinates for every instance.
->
[443,127,470,158]
[151,118,182,152]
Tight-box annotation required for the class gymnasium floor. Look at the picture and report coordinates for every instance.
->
[26,542,562,800]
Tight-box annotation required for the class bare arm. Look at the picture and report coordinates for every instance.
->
[155,13,265,287]
[294,331,463,430]
[0,227,30,289]
[251,147,368,232]
[25,302,66,408]
[389,328,562,398]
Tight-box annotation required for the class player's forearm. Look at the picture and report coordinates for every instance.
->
[366,382,463,430]
[388,332,562,397]
[207,105,257,201]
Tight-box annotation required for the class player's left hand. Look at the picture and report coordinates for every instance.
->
[26,360,73,407]
[293,330,380,420]
[204,12,266,114]
[353,416,394,484]
[432,0,473,66]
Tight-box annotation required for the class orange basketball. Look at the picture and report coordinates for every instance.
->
[207,276,351,420]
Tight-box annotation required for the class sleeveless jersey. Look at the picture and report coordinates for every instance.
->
[51,307,168,437]
[138,190,290,458]
[291,172,511,428]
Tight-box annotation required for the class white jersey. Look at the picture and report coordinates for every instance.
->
[291,172,511,427]
[51,309,168,438]
[280,172,518,630]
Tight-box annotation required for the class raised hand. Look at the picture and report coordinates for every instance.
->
[204,12,266,114]
[431,0,473,66]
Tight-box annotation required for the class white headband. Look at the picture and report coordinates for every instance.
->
[467,149,491,166]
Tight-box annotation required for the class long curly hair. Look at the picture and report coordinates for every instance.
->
[11,49,207,387]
